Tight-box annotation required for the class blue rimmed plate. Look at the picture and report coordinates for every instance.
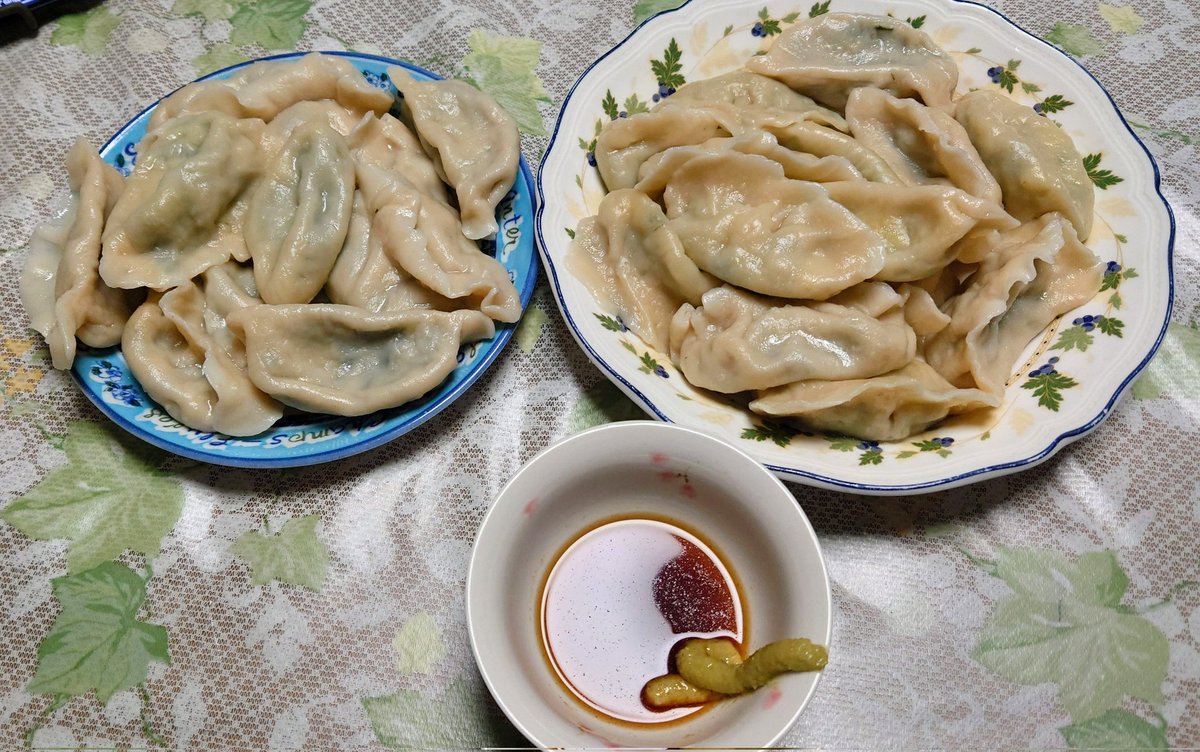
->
[74,51,538,468]
[534,0,1173,494]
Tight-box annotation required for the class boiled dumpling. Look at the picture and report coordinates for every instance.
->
[668,285,916,393]
[147,81,248,133]
[750,360,999,441]
[391,68,519,240]
[746,13,957,109]
[594,106,734,192]
[635,131,864,202]
[822,181,1018,281]
[662,152,890,299]
[246,121,355,304]
[924,213,1104,395]
[761,121,901,184]
[22,139,139,369]
[100,112,262,290]
[235,52,394,122]
[259,100,362,158]
[846,88,1002,203]
[348,112,449,203]
[663,69,849,130]
[226,304,496,416]
[569,189,717,352]
[955,90,1094,241]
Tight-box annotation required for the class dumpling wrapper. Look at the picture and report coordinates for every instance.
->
[846,88,1002,204]
[956,90,1094,241]
[391,68,519,240]
[568,189,717,352]
[100,112,262,290]
[22,139,140,369]
[750,360,999,442]
[924,213,1104,396]
[668,285,916,393]
[661,152,890,300]
[246,120,355,304]
[746,13,958,109]
[348,112,449,203]
[822,181,1018,282]
[226,304,496,416]
[658,71,849,131]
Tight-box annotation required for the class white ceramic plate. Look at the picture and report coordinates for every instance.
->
[72,52,538,468]
[467,421,831,748]
[535,0,1174,494]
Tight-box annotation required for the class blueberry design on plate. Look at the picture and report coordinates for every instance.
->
[63,51,539,468]
[539,0,1172,492]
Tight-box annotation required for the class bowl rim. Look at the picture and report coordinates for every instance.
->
[465,419,833,748]
[70,50,539,469]
[532,0,1176,494]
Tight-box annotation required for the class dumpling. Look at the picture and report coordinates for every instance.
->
[226,304,496,416]
[746,13,958,109]
[661,152,890,299]
[924,213,1104,395]
[147,81,248,133]
[348,112,449,202]
[235,52,394,122]
[634,131,863,201]
[568,189,717,352]
[100,112,262,290]
[246,121,355,304]
[955,90,1094,240]
[822,181,1018,281]
[668,285,916,393]
[391,68,519,240]
[749,360,999,441]
[846,88,1001,203]
[593,106,734,192]
[123,264,285,437]
[22,139,139,369]
[760,121,901,184]
[663,69,849,131]
[259,100,362,158]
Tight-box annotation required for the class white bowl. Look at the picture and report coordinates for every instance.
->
[534,0,1175,494]
[466,421,831,748]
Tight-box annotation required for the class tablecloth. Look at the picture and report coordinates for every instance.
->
[0,0,1197,748]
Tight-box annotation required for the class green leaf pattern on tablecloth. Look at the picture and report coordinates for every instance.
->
[232,515,329,590]
[228,0,312,50]
[971,548,1170,726]
[1060,709,1169,750]
[633,0,687,25]
[1045,22,1104,57]
[193,43,251,76]
[515,303,548,353]
[363,678,526,749]
[27,563,170,704]
[1098,4,1145,34]
[1,421,183,575]
[392,612,446,675]
[171,0,236,21]
[49,6,121,55]
[462,30,552,136]
[567,379,645,433]
[1132,321,1200,400]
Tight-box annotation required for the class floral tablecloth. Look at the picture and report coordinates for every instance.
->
[1,0,1197,748]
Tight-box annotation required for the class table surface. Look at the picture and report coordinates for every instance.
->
[1,0,1197,748]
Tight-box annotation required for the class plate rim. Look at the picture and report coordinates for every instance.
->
[72,50,539,469]
[533,0,1176,494]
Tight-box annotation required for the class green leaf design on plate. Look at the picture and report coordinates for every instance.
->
[825,435,858,452]
[1021,370,1077,411]
[971,548,1168,722]
[171,0,234,21]
[623,93,650,115]
[567,380,645,433]
[363,677,525,749]
[462,30,552,137]
[232,515,329,590]
[1098,4,1145,34]
[1,422,183,574]
[1132,321,1200,400]
[1046,22,1104,57]
[194,42,250,76]
[1039,94,1074,113]
[1051,325,1095,352]
[1083,153,1125,189]
[1061,708,1168,750]
[809,1,831,17]
[601,89,619,120]
[228,0,312,50]
[742,423,794,448]
[515,305,548,354]
[50,6,121,55]
[651,38,685,89]
[1097,317,1124,337]
[907,15,926,28]
[594,312,624,332]
[633,0,686,25]
[392,612,446,676]
[28,562,169,703]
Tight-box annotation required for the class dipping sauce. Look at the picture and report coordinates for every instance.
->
[540,518,743,724]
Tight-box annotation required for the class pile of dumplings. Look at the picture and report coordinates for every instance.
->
[21,53,523,437]
[572,13,1105,442]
